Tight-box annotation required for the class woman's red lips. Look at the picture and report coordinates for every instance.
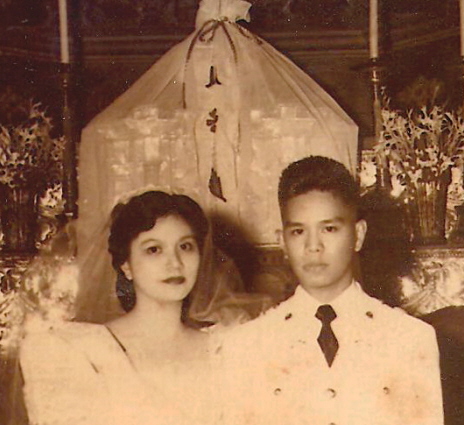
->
[163,276,186,284]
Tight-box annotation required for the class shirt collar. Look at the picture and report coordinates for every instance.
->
[292,281,364,320]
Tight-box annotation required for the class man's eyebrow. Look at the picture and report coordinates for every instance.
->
[283,220,303,228]
[283,217,347,227]
[321,217,346,224]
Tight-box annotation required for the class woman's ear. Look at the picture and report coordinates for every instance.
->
[121,262,133,281]
[354,219,367,252]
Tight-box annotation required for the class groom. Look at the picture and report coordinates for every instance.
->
[221,156,443,425]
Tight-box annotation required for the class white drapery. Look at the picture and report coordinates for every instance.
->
[79,0,358,250]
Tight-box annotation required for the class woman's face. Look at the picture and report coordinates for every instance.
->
[121,214,201,305]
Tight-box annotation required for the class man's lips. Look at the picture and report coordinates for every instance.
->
[162,276,186,284]
[302,263,327,272]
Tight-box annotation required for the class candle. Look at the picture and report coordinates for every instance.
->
[369,0,379,59]
[58,0,70,63]
[460,0,464,56]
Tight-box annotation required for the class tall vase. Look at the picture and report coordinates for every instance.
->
[409,174,450,246]
[0,185,39,253]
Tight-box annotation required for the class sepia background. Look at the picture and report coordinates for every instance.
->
[1,1,464,424]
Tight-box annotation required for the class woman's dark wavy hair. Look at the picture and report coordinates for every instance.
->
[278,155,361,217]
[108,191,209,314]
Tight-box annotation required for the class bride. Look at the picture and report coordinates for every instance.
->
[19,190,225,425]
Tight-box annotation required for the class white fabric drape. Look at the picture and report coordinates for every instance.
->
[78,0,358,252]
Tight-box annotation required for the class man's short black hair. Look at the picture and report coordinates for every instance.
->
[278,155,361,215]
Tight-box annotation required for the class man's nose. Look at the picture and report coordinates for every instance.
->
[305,230,322,252]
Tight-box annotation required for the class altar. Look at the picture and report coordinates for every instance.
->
[401,246,464,316]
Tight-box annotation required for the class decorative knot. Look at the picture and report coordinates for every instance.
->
[315,304,337,324]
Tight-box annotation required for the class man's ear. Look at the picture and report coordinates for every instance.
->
[121,262,133,281]
[354,219,367,252]
[275,229,288,257]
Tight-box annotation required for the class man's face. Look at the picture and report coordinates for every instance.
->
[281,190,366,302]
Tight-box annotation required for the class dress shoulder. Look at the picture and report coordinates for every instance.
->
[20,321,111,425]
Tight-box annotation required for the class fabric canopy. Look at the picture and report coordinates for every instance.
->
[79,0,358,248]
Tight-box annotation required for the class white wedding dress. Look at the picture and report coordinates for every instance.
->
[20,321,224,425]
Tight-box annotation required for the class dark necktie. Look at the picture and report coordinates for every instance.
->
[315,304,339,367]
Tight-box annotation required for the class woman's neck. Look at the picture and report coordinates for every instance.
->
[113,298,186,341]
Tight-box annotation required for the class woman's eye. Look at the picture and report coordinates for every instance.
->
[146,246,160,254]
[290,228,304,236]
[180,241,196,251]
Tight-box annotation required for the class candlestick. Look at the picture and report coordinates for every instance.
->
[461,0,464,57]
[369,0,379,59]
[58,0,70,63]
[60,65,78,218]
[367,58,390,191]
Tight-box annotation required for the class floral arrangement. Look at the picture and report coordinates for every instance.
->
[374,101,464,202]
[0,231,78,353]
[0,289,26,355]
[0,102,64,192]
[369,90,464,244]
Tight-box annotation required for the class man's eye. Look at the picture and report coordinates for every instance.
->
[290,228,304,236]
[324,225,338,233]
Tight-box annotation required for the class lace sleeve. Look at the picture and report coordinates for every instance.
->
[19,325,107,425]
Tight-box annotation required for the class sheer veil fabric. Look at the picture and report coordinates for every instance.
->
[78,0,358,250]
[73,193,273,326]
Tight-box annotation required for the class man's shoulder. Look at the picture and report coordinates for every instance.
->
[360,290,436,339]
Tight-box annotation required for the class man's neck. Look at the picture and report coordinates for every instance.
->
[302,280,353,304]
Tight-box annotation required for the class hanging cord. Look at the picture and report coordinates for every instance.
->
[181,16,261,202]
[182,18,238,109]
[233,22,263,45]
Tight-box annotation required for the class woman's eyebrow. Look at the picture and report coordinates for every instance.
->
[139,238,161,245]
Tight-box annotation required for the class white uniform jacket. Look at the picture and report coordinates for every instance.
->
[219,282,443,425]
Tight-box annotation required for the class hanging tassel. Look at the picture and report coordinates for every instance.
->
[205,66,222,88]
[209,168,227,202]
[206,108,219,133]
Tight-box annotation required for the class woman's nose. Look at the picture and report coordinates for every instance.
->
[166,250,182,270]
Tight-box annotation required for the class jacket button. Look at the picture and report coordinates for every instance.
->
[383,386,390,395]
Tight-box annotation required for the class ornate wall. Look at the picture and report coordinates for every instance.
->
[0,0,460,143]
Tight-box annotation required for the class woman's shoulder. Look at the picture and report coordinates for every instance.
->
[20,319,113,370]
[20,320,115,425]
[22,319,106,348]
